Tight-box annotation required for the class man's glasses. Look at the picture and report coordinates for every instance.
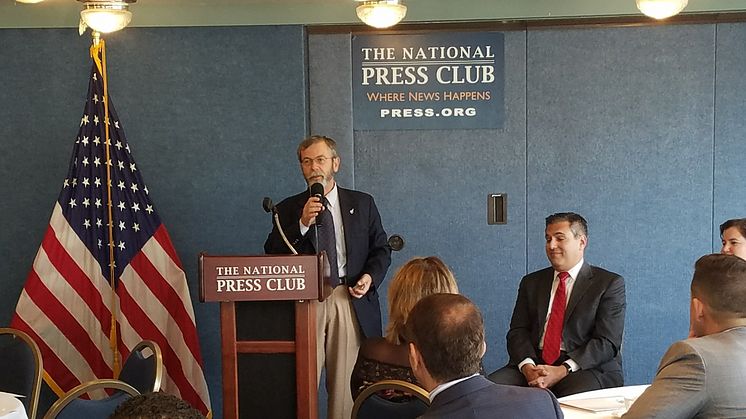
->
[301,156,335,167]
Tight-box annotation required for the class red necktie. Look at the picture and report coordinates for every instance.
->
[542,271,569,365]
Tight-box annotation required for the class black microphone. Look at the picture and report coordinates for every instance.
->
[309,182,325,226]
[309,182,324,202]
[262,197,274,213]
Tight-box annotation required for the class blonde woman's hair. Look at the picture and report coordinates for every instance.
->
[385,256,459,344]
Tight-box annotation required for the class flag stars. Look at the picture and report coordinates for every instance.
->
[71,178,78,187]
[129,163,137,172]
[93,73,98,81]
[118,201,126,211]
[94,177,101,187]
[83,219,91,229]
[63,179,69,188]
[130,183,139,193]
[94,157,101,167]
[117,181,126,190]
[97,239,102,248]
[118,221,126,231]
[115,141,123,150]
[68,199,76,208]
[93,93,99,103]
[114,121,120,129]
[132,203,140,212]
[82,177,90,187]
[133,223,140,232]
[117,161,125,170]
[82,157,89,167]
[93,115,99,125]
[144,186,149,195]
[145,205,154,214]
[81,115,89,126]
[95,198,102,208]
[94,136,101,146]
[106,159,112,167]
[83,198,90,208]
[117,241,126,251]
[82,136,89,146]
[96,218,102,228]
[125,144,131,153]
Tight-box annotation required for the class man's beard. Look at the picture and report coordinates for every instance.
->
[306,171,328,187]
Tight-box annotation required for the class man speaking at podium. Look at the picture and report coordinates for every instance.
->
[264,135,391,418]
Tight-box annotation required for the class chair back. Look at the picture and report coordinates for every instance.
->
[43,379,139,419]
[118,340,163,394]
[351,379,430,419]
[0,327,43,419]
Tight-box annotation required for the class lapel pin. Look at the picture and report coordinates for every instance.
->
[350,208,355,214]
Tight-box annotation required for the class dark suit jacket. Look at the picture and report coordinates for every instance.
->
[506,262,625,383]
[264,187,391,338]
[422,375,563,419]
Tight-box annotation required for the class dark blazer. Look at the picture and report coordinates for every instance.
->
[264,186,391,338]
[423,375,563,419]
[506,262,625,383]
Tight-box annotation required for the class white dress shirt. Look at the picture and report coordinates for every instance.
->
[518,258,584,372]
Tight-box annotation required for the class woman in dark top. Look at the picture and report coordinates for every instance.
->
[350,256,458,401]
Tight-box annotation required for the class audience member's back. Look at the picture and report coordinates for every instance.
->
[406,293,563,419]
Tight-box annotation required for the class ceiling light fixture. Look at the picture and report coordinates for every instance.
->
[355,0,407,29]
[636,0,688,19]
[15,0,45,4]
[78,0,136,34]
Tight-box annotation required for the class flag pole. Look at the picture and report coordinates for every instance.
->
[90,33,121,377]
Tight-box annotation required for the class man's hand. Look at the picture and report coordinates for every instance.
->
[349,274,372,299]
[530,365,568,389]
[300,196,324,227]
[521,364,548,387]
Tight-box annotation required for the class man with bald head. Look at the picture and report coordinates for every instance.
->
[623,254,746,418]
[407,293,563,419]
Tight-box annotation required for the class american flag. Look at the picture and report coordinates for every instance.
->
[11,55,211,416]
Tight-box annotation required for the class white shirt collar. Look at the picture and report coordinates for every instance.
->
[428,373,479,402]
[556,258,584,280]
[325,183,339,208]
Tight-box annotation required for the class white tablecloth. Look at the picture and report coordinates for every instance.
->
[0,393,27,419]
[558,385,650,419]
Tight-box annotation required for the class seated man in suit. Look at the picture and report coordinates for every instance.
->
[489,212,625,397]
[623,253,746,418]
[406,293,563,419]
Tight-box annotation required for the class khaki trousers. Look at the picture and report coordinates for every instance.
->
[315,285,363,419]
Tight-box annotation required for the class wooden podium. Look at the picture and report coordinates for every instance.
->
[199,253,333,419]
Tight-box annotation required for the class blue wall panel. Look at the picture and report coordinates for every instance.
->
[0,25,308,418]
[526,25,715,384]
[714,24,746,248]
[309,32,529,376]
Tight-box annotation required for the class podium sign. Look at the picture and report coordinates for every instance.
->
[200,254,331,302]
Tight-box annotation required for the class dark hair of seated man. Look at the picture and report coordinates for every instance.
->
[109,391,205,419]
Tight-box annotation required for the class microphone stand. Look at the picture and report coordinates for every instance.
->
[274,209,298,255]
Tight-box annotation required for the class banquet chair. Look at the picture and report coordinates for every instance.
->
[43,379,139,419]
[0,327,43,419]
[117,340,164,394]
[351,379,430,419]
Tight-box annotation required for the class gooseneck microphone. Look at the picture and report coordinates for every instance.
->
[262,196,297,255]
